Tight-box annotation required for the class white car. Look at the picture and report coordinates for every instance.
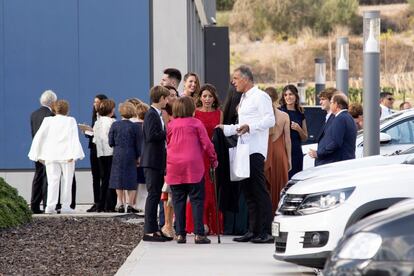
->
[285,146,414,193]
[303,109,414,169]
[272,160,414,269]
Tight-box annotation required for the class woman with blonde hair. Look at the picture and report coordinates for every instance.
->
[182,72,200,99]
[128,98,150,214]
[109,102,142,213]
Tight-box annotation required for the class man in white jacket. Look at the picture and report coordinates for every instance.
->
[29,100,84,214]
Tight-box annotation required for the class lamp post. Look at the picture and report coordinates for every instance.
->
[363,11,380,157]
[336,37,349,95]
[297,81,306,105]
[315,57,326,105]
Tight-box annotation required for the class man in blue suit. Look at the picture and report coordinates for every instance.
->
[309,93,357,166]
[314,88,336,166]
[141,85,173,242]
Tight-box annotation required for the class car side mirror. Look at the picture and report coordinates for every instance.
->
[380,132,392,144]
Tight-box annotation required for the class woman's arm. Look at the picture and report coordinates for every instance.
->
[291,118,308,141]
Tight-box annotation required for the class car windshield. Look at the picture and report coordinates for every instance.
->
[356,111,407,138]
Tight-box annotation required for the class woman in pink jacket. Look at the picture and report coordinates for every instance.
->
[165,96,218,244]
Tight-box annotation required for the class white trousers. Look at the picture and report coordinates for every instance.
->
[45,161,75,212]
[135,184,148,210]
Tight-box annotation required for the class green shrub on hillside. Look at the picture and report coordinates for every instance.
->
[230,0,359,39]
[0,177,32,229]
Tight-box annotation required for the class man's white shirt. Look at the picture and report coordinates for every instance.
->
[223,86,275,159]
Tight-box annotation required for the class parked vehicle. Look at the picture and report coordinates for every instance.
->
[302,109,414,169]
[272,161,414,269]
[280,146,414,204]
[323,199,414,275]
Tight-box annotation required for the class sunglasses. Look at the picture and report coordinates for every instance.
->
[387,97,394,101]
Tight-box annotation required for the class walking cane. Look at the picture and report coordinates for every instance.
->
[210,165,221,244]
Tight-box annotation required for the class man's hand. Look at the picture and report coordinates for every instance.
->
[236,124,250,135]
[308,149,318,159]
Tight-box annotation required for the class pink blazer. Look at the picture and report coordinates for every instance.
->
[165,117,217,185]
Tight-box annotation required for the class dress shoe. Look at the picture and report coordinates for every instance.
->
[143,232,169,242]
[250,233,274,244]
[233,232,256,242]
[195,235,211,244]
[86,204,98,212]
[176,235,187,244]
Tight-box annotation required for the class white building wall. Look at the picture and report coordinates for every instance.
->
[152,0,188,91]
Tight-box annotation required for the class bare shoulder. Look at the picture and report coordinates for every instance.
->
[275,109,289,121]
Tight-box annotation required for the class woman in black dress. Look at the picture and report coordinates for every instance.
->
[279,84,308,179]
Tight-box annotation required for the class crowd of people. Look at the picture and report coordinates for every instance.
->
[28,64,410,244]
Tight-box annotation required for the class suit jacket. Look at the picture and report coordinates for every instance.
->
[30,106,54,138]
[316,110,357,166]
[316,113,335,143]
[28,115,85,162]
[141,106,166,171]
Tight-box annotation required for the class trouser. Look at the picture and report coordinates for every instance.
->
[56,175,77,210]
[30,161,48,211]
[243,153,273,235]
[90,147,101,204]
[144,168,164,234]
[171,179,205,236]
[98,156,116,211]
[45,161,75,212]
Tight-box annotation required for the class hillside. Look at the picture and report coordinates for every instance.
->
[221,3,414,98]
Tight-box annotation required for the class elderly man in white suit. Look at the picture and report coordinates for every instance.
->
[29,99,85,214]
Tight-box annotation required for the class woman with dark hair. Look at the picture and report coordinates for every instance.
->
[279,84,308,179]
[217,83,248,236]
[186,83,223,235]
[85,94,108,212]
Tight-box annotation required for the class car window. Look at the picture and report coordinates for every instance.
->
[383,118,414,145]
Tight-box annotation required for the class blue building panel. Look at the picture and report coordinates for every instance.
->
[0,0,150,169]
[0,0,4,169]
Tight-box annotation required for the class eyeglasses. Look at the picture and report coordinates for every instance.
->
[387,97,394,101]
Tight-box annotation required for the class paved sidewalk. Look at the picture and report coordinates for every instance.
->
[116,235,315,276]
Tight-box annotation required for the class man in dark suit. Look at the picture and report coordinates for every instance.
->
[314,88,336,167]
[141,85,172,242]
[30,90,57,214]
[309,93,357,166]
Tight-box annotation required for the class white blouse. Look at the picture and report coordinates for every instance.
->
[28,115,85,162]
[93,116,115,157]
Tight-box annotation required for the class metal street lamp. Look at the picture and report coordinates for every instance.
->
[315,57,326,105]
[363,10,381,157]
[297,81,306,105]
[336,37,349,95]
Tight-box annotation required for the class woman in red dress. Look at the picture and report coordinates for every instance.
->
[186,83,223,235]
